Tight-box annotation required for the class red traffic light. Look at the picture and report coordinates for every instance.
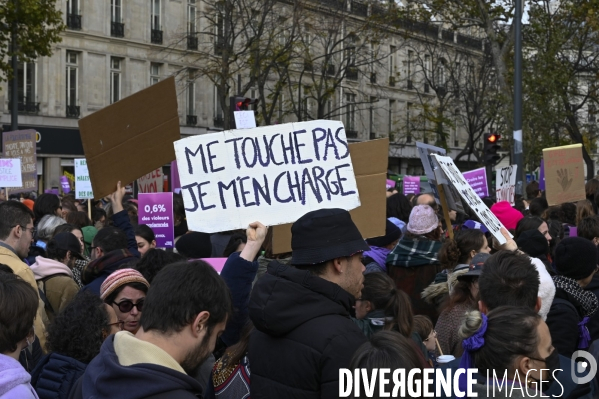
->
[487,133,500,143]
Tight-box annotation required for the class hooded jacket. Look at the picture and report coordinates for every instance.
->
[248,262,367,399]
[0,243,48,351]
[0,353,39,399]
[69,332,203,399]
[31,353,87,399]
[30,256,79,321]
[81,249,136,296]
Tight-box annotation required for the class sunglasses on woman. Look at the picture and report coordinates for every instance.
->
[113,299,144,313]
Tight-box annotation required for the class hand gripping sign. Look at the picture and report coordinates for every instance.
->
[174,120,361,233]
[432,154,509,245]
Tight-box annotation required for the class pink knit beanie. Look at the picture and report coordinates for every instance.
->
[407,205,439,235]
[490,201,524,230]
[100,268,150,300]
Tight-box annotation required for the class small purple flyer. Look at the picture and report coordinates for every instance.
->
[138,192,174,248]
[403,176,421,195]
[462,167,489,198]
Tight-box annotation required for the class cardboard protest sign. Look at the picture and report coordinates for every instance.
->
[403,176,420,195]
[271,138,389,254]
[234,111,257,129]
[174,120,361,233]
[60,176,71,194]
[138,192,174,248]
[432,154,509,244]
[496,165,517,205]
[78,77,180,199]
[543,144,585,206]
[463,168,488,198]
[2,130,37,193]
[74,159,94,199]
[137,168,164,193]
[0,159,22,187]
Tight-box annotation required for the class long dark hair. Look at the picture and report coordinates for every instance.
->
[438,229,485,271]
[387,193,413,223]
[515,216,544,240]
[446,278,479,312]
[360,273,413,337]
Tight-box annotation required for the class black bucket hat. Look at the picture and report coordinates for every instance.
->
[290,208,370,265]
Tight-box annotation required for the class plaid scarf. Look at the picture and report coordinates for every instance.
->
[553,275,599,317]
[386,236,442,268]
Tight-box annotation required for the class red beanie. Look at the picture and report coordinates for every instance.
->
[490,201,524,230]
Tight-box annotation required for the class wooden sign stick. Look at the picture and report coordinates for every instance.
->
[437,183,454,240]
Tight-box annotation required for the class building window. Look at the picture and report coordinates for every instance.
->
[111,0,124,37]
[8,62,39,114]
[187,69,197,125]
[187,0,198,50]
[389,45,396,86]
[406,102,412,143]
[66,51,79,118]
[389,99,395,137]
[66,0,81,30]
[214,85,223,127]
[151,0,162,44]
[110,57,122,104]
[345,93,356,138]
[150,63,161,85]
[407,50,413,89]
[369,97,377,140]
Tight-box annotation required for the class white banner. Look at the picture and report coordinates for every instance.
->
[0,159,22,187]
[432,154,508,244]
[174,120,361,233]
[496,165,518,205]
[74,159,94,199]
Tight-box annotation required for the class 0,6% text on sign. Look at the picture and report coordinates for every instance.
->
[144,204,167,214]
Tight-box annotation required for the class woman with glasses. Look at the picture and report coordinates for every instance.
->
[31,291,122,399]
[100,269,150,334]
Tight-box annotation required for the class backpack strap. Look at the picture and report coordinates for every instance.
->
[37,273,70,315]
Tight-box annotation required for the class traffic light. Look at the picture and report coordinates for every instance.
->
[484,132,501,166]
[229,96,259,128]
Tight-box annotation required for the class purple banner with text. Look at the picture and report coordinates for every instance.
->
[138,192,174,248]
[403,176,421,195]
[462,167,489,198]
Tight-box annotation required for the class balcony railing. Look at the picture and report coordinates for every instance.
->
[187,35,199,50]
[346,129,358,138]
[151,29,163,44]
[111,21,124,37]
[187,115,198,125]
[67,14,82,30]
[214,116,224,128]
[346,67,358,81]
[8,99,40,114]
[66,105,80,118]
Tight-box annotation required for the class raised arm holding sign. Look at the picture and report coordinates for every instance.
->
[174,120,361,233]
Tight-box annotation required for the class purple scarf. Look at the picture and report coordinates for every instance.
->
[363,246,391,271]
[456,313,488,398]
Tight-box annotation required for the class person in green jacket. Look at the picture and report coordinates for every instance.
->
[352,272,429,360]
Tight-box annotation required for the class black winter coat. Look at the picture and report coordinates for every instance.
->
[31,353,87,399]
[546,287,587,358]
[248,262,367,399]
[585,274,599,341]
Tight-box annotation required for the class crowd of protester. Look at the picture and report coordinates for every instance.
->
[2,177,599,398]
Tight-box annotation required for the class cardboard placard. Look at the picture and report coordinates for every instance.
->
[463,168,488,198]
[234,111,257,129]
[403,176,420,195]
[543,144,585,206]
[0,159,22,187]
[74,159,94,199]
[138,192,174,248]
[496,165,517,205]
[78,77,180,199]
[432,154,508,244]
[174,120,361,233]
[271,138,388,254]
[2,130,37,193]
[137,168,164,193]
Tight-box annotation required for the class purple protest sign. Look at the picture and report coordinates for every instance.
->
[386,179,396,190]
[539,159,545,191]
[44,189,59,195]
[60,176,71,194]
[462,167,489,198]
[171,160,181,193]
[138,192,174,248]
[403,176,421,195]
